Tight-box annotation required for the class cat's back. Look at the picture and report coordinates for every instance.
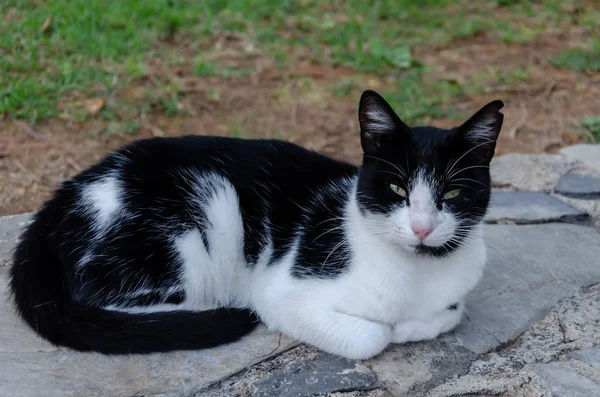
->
[114,135,355,180]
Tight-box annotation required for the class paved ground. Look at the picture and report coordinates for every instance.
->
[1,144,600,397]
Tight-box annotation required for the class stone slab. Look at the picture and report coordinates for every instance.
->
[0,315,296,397]
[490,153,599,191]
[452,223,600,354]
[425,285,600,397]
[560,144,600,171]
[555,173,600,199]
[0,271,60,353]
[485,191,587,224]
[367,342,476,396]
[568,347,600,368]
[554,194,600,227]
[533,362,600,397]
[251,353,378,397]
[0,212,32,266]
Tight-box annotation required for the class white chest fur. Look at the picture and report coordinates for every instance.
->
[337,224,486,326]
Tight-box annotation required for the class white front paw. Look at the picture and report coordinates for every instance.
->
[392,321,424,344]
[392,308,463,344]
[343,320,392,360]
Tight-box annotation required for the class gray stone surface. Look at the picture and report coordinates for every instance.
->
[555,172,600,199]
[0,314,296,397]
[0,296,297,397]
[485,191,587,224]
[251,354,377,397]
[3,211,600,397]
[490,153,600,191]
[454,223,600,354]
[554,193,600,227]
[196,345,322,397]
[426,284,600,397]
[367,342,475,396]
[560,144,600,171]
[0,212,32,266]
[533,362,600,397]
[569,347,600,367]
[0,273,60,353]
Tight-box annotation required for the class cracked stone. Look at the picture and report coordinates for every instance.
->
[328,390,389,397]
[250,353,378,397]
[426,284,600,397]
[367,342,475,397]
[484,191,587,224]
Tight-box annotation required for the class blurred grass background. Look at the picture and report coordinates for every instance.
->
[0,0,599,214]
[2,0,599,123]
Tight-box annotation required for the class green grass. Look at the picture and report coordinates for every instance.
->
[581,116,600,143]
[1,0,598,123]
[550,39,600,72]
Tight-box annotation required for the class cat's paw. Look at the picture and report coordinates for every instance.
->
[392,309,463,344]
[391,320,428,344]
[341,320,392,360]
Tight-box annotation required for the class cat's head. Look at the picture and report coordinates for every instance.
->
[355,90,504,257]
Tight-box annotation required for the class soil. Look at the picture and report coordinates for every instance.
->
[1,31,599,216]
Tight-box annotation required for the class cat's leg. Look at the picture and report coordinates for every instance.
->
[259,303,392,360]
[392,302,464,344]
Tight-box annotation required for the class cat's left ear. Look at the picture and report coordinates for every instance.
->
[459,100,504,162]
[359,90,409,155]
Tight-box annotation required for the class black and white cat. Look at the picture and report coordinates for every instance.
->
[10,91,503,359]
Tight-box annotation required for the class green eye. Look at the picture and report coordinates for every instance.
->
[390,183,407,198]
[443,188,462,200]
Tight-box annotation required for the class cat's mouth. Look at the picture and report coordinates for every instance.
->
[411,242,441,249]
[412,241,459,258]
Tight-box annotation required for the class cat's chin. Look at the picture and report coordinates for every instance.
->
[411,241,460,258]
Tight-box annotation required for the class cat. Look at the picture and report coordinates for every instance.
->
[10,90,503,359]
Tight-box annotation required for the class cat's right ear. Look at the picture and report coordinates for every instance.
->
[359,90,408,154]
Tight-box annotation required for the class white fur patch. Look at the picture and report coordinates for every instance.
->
[81,176,123,231]
[173,172,250,310]
[465,116,496,142]
[366,108,394,132]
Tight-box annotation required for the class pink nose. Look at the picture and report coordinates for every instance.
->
[412,225,433,241]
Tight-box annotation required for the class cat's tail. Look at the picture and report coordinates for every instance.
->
[9,211,259,354]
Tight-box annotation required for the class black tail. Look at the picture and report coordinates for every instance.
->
[9,212,259,354]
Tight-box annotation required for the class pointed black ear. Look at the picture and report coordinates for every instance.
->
[459,100,504,162]
[359,90,408,154]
